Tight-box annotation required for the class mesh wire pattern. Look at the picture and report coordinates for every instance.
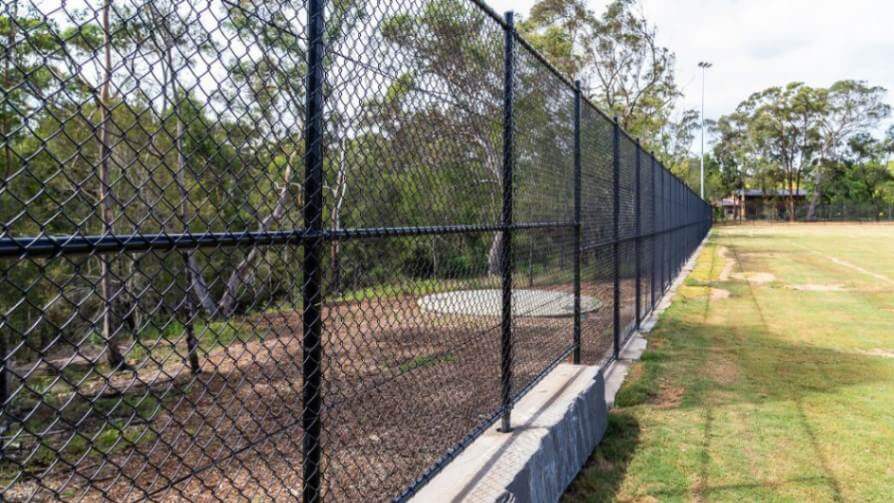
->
[0,0,712,500]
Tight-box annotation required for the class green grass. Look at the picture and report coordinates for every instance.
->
[566,223,894,502]
[396,352,457,373]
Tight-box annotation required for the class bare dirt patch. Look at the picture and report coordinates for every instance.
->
[655,383,685,409]
[709,288,731,300]
[860,348,894,359]
[717,246,735,281]
[786,284,847,292]
[730,272,776,284]
[5,279,631,502]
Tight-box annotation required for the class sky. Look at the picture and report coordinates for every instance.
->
[487,0,894,133]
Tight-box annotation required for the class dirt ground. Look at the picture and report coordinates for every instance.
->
[4,278,640,501]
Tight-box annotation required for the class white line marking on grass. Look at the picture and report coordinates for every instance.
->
[813,252,894,286]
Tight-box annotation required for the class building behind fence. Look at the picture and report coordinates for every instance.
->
[0,0,711,500]
[717,190,894,222]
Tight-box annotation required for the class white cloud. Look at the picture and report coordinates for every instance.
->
[486,0,894,131]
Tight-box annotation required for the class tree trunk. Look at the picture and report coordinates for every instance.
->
[218,162,295,316]
[430,236,438,278]
[99,0,130,371]
[329,138,348,295]
[806,168,823,221]
[487,232,503,276]
[2,1,14,182]
[168,54,203,373]
[472,135,502,277]
[787,177,796,223]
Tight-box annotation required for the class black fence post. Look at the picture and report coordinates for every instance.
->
[662,166,668,292]
[302,1,325,501]
[0,328,5,461]
[650,153,657,311]
[673,176,678,274]
[634,140,642,330]
[573,81,582,364]
[667,180,679,276]
[666,168,671,289]
[499,11,515,433]
[612,118,621,360]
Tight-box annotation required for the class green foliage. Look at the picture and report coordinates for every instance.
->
[397,352,457,374]
[714,80,891,216]
[520,0,687,147]
[1,0,579,370]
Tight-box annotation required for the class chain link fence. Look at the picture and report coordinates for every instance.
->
[722,201,894,222]
[796,203,894,222]
[1,0,711,500]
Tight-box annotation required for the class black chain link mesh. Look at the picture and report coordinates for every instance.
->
[727,199,894,221]
[1,0,711,500]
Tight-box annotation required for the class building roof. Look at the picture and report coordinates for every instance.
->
[733,188,808,197]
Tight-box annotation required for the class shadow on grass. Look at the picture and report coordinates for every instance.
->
[562,412,640,503]
[637,318,892,408]
[564,317,891,501]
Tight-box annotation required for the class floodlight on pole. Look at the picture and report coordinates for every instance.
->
[698,61,712,200]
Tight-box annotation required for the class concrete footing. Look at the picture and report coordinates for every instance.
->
[409,364,608,503]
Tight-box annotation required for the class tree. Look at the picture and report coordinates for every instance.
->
[717,83,823,221]
[657,109,699,173]
[716,81,891,221]
[820,133,894,216]
[379,0,505,275]
[520,0,686,145]
[97,0,131,370]
[713,113,753,201]
[806,80,890,219]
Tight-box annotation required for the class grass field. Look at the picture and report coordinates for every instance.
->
[566,223,894,502]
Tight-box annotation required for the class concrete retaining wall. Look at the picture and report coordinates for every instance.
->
[409,364,608,503]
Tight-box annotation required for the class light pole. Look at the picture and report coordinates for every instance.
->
[698,61,712,200]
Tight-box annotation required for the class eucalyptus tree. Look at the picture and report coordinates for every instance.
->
[715,83,822,221]
[204,0,370,310]
[520,0,685,145]
[377,0,506,275]
[805,80,890,219]
[23,0,137,370]
[657,109,699,173]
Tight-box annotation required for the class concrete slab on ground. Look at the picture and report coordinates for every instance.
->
[418,289,601,317]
